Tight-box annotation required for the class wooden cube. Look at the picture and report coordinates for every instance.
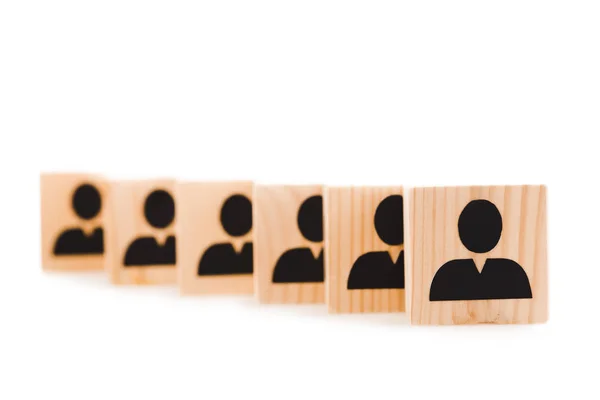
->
[105,179,177,284]
[176,181,254,295]
[325,186,405,313]
[40,173,108,271]
[405,185,548,325]
[253,185,325,304]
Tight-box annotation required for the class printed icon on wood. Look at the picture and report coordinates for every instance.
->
[325,186,405,313]
[429,199,532,301]
[124,189,176,266]
[198,194,253,275]
[41,173,107,271]
[254,185,325,304]
[347,194,405,290]
[105,180,177,284]
[177,181,254,295]
[405,185,547,325]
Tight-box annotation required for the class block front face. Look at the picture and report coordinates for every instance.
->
[325,187,405,313]
[254,185,325,304]
[406,185,548,325]
[41,173,108,271]
[105,180,177,284]
[176,182,254,295]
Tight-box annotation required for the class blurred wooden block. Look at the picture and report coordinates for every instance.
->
[105,179,177,284]
[40,173,108,271]
[405,185,548,325]
[254,185,325,304]
[176,181,254,295]
[325,186,405,313]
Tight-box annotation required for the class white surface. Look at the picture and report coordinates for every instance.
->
[1,1,599,399]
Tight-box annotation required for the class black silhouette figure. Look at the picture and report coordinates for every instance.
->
[272,195,324,283]
[53,183,104,255]
[347,195,405,290]
[429,199,533,301]
[198,194,253,275]
[124,189,176,266]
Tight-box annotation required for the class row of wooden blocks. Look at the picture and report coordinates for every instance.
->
[40,173,548,325]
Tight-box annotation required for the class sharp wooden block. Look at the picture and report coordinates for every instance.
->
[40,173,108,271]
[253,185,325,304]
[105,179,177,284]
[176,181,254,295]
[325,186,405,313]
[405,185,548,325]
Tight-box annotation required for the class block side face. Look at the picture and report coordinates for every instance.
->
[323,187,335,312]
[41,173,107,271]
[410,185,548,325]
[529,185,549,323]
[404,187,415,323]
[176,181,254,294]
[325,186,405,313]
[253,185,325,304]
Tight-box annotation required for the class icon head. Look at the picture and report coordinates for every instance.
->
[374,194,404,245]
[458,199,503,253]
[297,195,323,242]
[220,194,252,237]
[144,189,175,229]
[72,183,102,220]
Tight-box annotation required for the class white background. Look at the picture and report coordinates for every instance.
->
[1,1,599,399]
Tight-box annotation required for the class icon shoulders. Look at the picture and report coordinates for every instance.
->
[484,258,530,279]
[430,259,478,286]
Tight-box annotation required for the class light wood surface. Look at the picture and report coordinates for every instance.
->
[105,179,177,284]
[405,185,548,325]
[325,186,405,313]
[253,185,325,304]
[176,181,254,295]
[40,173,108,271]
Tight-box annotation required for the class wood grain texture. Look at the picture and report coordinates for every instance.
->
[253,185,325,304]
[325,186,405,313]
[40,173,108,271]
[105,179,177,285]
[176,181,254,295]
[405,185,548,325]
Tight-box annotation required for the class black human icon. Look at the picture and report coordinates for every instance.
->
[272,195,324,283]
[124,189,176,266]
[53,183,104,255]
[429,199,533,301]
[347,195,405,290]
[198,194,253,275]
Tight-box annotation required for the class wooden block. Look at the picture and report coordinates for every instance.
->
[176,181,254,295]
[325,186,405,313]
[105,179,177,284]
[40,173,108,271]
[253,185,325,304]
[405,185,548,325]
